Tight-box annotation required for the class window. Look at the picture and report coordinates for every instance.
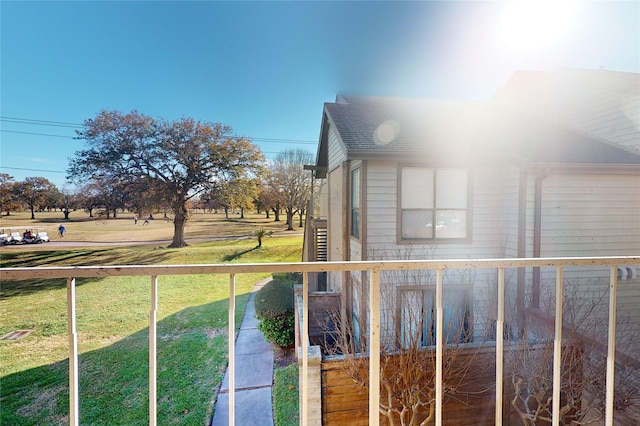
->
[351,168,360,238]
[399,287,471,348]
[400,167,469,240]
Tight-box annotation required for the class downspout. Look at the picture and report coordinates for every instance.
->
[517,168,528,336]
[532,172,549,309]
[342,160,352,332]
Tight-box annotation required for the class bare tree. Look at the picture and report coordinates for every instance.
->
[259,176,282,221]
[325,263,493,426]
[504,280,640,425]
[268,149,313,230]
[58,189,77,219]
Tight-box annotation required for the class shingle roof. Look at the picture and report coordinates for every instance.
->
[478,106,640,164]
[325,97,484,154]
[494,68,640,153]
[322,87,640,165]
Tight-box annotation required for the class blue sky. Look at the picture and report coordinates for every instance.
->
[1,1,639,189]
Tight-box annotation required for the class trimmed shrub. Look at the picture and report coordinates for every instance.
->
[255,280,295,348]
[271,272,302,285]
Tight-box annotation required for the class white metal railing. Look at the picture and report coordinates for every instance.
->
[1,256,639,426]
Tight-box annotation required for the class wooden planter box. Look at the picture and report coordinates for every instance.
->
[321,346,502,426]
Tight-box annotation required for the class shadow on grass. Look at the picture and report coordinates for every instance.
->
[222,246,261,262]
[0,249,172,299]
[0,293,252,426]
[1,248,171,268]
[0,276,134,300]
[6,216,134,224]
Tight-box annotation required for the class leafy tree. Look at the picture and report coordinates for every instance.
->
[260,176,283,222]
[121,176,165,218]
[59,189,79,219]
[201,176,259,219]
[197,191,219,213]
[14,177,58,219]
[254,185,270,217]
[75,183,103,218]
[0,173,20,215]
[206,180,233,218]
[91,175,126,219]
[229,177,259,219]
[269,149,313,230]
[43,186,63,213]
[69,110,264,247]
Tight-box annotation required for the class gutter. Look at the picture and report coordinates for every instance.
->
[532,173,549,309]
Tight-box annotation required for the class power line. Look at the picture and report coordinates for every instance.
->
[1,166,67,174]
[0,117,82,129]
[0,116,317,144]
[251,137,316,144]
[1,130,317,146]
[1,130,76,139]
[0,148,311,175]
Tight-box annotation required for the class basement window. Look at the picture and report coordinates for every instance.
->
[1,330,33,341]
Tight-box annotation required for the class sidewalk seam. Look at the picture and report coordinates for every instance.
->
[219,384,273,394]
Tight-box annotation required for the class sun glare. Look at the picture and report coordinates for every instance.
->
[499,0,581,52]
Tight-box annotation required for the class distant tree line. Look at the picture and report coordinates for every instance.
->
[1,110,315,248]
[0,174,67,219]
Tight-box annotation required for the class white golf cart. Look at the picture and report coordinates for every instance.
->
[0,227,51,244]
[0,230,10,245]
[22,227,50,244]
[8,228,23,244]
[35,227,50,243]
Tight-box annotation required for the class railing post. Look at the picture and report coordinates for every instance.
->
[495,268,505,426]
[369,269,380,426]
[67,277,79,426]
[228,273,236,426]
[435,269,443,426]
[605,266,618,425]
[302,271,309,426]
[149,275,158,426]
[552,267,563,426]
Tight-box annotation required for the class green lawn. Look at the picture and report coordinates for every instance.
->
[273,363,300,426]
[1,212,302,425]
[0,210,297,244]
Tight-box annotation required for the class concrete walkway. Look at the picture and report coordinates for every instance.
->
[211,279,275,426]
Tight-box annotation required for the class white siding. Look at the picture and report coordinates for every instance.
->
[350,239,362,261]
[540,174,640,256]
[363,161,397,250]
[564,92,640,152]
[364,160,516,260]
[324,125,348,293]
[323,156,640,352]
[327,166,344,294]
[362,161,523,340]
[538,173,640,356]
[327,126,347,172]
[499,168,521,258]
